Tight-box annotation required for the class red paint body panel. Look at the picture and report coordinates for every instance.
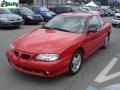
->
[6,49,70,77]
[6,13,112,77]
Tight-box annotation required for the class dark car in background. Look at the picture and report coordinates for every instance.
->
[98,9,107,16]
[114,9,120,13]
[101,9,115,16]
[31,5,56,22]
[10,7,43,25]
[99,10,106,16]
[0,8,23,28]
[50,6,74,14]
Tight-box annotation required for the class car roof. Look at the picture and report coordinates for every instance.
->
[60,12,97,17]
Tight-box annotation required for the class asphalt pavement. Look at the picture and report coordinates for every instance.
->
[0,17,120,90]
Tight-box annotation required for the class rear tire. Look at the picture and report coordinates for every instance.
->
[69,50,83,75]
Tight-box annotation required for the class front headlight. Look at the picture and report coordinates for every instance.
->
[36,54,59,61]
[46,13,52,17]
[19,17,23,20]
[0,18,8,22]
[10,43,15,50]
[27,16,33,19]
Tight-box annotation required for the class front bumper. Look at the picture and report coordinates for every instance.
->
[0,21,23,27]
[6,49,70,77]
[27,18,43,24]
[112,19,120,25]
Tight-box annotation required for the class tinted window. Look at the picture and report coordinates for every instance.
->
[85,8,89,11]
[32,6,39,12]
[56,7,71,12]
[0,8,11,14]
[89,16,101,28]
[40,7,50,12]
[12,8,20,14]
[20,7,34,14]
[97,15,104,26]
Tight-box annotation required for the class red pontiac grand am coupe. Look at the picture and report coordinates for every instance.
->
[6,13,112,77]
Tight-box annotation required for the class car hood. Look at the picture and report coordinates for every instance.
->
[45,11,56,15]
[0,14,21,20]
[23,12,39,16]
[115,13,120,16]
[13,29,83,54]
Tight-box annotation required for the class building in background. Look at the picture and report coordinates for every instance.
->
[20,0,33,4]
[33,0,72,7]
[108,0,120,8]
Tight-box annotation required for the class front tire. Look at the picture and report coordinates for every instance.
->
[102,36,109,49]
[69,50,83,75]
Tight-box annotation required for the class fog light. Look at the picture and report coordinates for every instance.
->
[46,71,50,74]
[43,71,50,75]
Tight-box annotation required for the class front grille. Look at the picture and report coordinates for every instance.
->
[117,16,120,18]
[15,64,42,73]
[33,16,41,19]
[53,15,56,17]
[12,22,20,25]
[13,50,32,60]
[21,54,31,60]
[16,19,21,20]
[117,18,120,20]
[14,50,19,57]
[10,19,15,21]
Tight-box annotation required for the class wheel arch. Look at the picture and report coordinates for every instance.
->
[108,32,111,40]
[108,32,110,36]
[77,47,85,59]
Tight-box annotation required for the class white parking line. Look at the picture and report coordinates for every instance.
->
[94,57,120,83]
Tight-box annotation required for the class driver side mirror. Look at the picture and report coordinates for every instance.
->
[88,24,98,33]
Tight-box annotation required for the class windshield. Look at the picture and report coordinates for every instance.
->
[20,7,34,14]
[108,9,114,12]
[116,9,120,13]
[56,6,71,11]
[0,8,12,14]
[44,15,86,33]
[88,7,98,11]
[40,7,50,12]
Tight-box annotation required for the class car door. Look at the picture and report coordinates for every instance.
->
[96,15,108,46]
[83,15,103,57]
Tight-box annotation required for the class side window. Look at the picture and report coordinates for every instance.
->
[32,7,39,13]
[89,16,101,28]
[14,9,20,14]
[97,15,104,26]
[85,8,89,11]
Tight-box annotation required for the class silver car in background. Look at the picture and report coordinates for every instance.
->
[112,13,120,27]
[0,8,23,28]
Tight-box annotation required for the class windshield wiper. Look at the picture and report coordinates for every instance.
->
[43,25,52,29]
[51,27,70,32]
[43,26,74,33]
